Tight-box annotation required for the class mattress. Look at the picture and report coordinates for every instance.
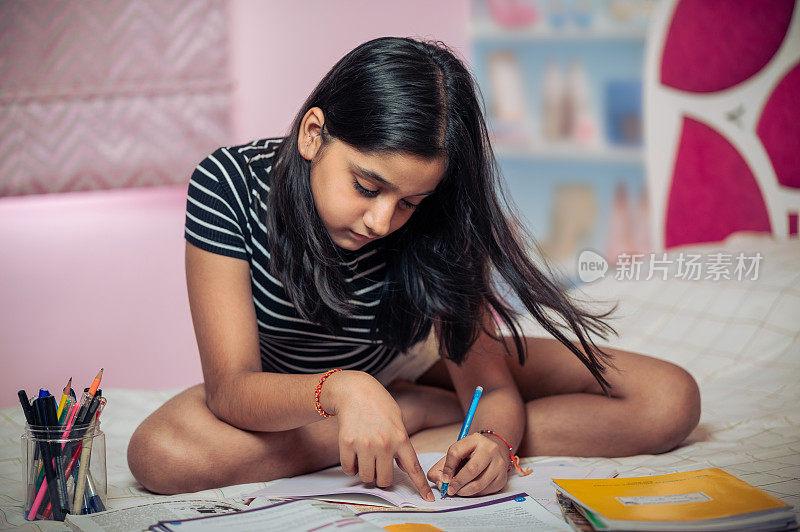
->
[1,233,798,530]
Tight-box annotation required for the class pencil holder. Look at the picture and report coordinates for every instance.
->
[20,422,107,521]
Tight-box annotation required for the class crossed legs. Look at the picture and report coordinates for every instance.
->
[413,337,702,458]
[128,337,701,494]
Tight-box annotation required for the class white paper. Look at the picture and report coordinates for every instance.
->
[358,494,571,532]
[245,452,616,513]
[152,499,374,532]
[64,499,250,532]
[149,494,570,532]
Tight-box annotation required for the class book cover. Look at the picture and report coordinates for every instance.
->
[552,468,790,522]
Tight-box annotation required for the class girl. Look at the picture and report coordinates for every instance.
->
[128,37,700,500]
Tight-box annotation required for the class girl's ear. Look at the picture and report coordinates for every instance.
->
[298,107,326,161]
[299,133,320,161]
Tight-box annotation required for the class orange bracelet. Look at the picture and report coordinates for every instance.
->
[314,369,342,417]
[479,429,533,476]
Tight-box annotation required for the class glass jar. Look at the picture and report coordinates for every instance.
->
[21,421,107,521]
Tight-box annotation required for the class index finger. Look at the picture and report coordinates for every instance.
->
[396,440,435,502]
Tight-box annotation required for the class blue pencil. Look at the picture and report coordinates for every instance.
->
[440,385,483,498]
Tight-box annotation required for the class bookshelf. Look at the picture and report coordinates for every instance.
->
[493,142,644,164]
[470,18,648,41]
[470,0,657,287]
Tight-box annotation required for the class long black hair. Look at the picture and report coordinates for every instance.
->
[260,36,619,396]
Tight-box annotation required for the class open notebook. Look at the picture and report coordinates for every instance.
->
[245,452,617,513]
[146,495,572,532]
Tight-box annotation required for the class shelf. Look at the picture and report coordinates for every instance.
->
[470,19,647,42]
[493,142,644,164]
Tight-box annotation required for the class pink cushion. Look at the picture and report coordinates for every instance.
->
[0,185,202,407]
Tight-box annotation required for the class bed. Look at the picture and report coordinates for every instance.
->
[1,231,798,530]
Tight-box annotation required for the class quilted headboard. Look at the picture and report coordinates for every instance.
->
[644,0,800,250]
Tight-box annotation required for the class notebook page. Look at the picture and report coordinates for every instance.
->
[357,493,570,532]
[246,452,616,511]
[153,499,374,532]
[245,453,521,509]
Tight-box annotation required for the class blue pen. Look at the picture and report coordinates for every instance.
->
[440,385,483,498]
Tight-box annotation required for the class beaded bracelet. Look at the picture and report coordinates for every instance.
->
[314,369,342,417]
[479,429,533,476]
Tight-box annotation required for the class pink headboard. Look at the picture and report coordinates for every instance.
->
[644,0,800,250]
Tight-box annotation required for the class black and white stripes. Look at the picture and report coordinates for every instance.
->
[184,137,399,376]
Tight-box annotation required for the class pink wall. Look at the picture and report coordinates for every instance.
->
[0,185,197,407]
[0,2,470,407]
[227,0,472,143]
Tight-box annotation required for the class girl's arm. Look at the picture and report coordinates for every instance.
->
[187,241,330,432]
[427,316,527,497]
[187,241,394,432]
[186,242,434,500]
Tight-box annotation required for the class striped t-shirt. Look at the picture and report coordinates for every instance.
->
[184,136,401,376]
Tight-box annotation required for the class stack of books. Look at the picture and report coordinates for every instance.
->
[553,468,797,531]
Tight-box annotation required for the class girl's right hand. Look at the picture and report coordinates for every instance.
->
[322,370,435,502]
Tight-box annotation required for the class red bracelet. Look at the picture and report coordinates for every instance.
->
[479,429,533,476]
[314,369,342,417]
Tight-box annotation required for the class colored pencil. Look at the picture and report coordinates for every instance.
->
[56,377,72,420]
[440,385,484,498]
[87,369,103,398]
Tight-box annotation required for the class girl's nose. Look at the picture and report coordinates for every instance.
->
[363,200,395,238]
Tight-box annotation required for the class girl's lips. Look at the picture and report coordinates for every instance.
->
[350,230,374,242]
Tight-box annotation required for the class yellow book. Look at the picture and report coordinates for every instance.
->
[552,468,797,531]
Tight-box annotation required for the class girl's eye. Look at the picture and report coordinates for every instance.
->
[353,178,378,197]
[352,177,419,209]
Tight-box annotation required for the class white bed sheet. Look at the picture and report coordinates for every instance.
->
[1,233,798,530]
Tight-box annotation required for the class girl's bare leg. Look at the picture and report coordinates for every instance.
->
[414,337,702,458]
[129,337,701,494]
[128,381,463,495]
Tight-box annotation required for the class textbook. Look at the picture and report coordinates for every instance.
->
[556,490,594,532]
[552,467,797,531]
[147,493,571,531]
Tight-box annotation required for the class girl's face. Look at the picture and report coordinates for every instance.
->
[304,137,445,251]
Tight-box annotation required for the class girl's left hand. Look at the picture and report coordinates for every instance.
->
[426,432,509,497]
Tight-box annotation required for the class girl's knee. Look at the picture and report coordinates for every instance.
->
[643,365,701,453]
[128,418,213,494]
[128,422,182,494]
